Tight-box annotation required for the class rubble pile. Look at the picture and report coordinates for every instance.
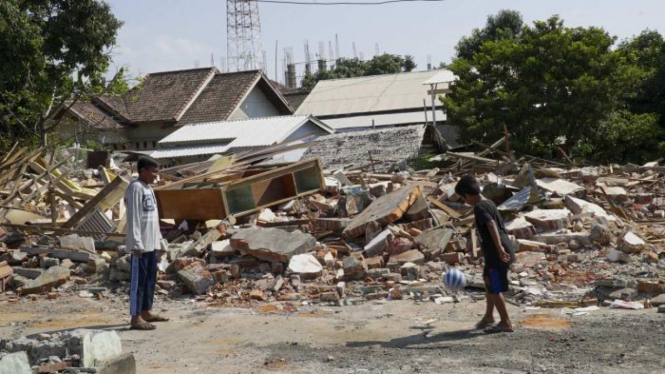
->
[0,329,133,374]
[1,142,664,317]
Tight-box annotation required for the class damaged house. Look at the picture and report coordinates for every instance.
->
[57,67,293,151]
[151,115,334,166]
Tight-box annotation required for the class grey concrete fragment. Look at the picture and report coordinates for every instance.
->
[12,267,44,280]
[97,353,136,374]
[231,227,316,262]
[414,226,454,257]
[0,351,31,374]
[20,266,70,295]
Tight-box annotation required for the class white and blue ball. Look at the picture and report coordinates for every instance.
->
[443,268,466,291]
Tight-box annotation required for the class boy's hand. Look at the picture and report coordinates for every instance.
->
[498,247,511,263]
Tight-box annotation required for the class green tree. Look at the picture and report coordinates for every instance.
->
[455,9,523,60]
[444,13,629,157]
[617,30,665,127]
[0,0,122,150]
[301,53,417,90]
[590,110,662,164]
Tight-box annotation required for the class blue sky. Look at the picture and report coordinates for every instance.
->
[106,0,664,84]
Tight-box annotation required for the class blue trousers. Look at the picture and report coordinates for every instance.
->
[130,251,157,316]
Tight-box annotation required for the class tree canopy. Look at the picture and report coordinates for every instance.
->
[443,11,665,163]
[301,53,416,90]
[0,0,123,150]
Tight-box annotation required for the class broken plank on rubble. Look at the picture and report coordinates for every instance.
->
[446,152,501,165]
[426,197,462,219]
[61,176,126,229]
[342,184,422,238]
[155,188,226,221]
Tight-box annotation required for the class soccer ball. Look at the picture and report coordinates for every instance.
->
[443,268,466,291]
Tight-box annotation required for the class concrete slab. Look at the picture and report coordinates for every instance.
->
[211,240,236,258]
[391,249,425,266]
[364,229,393,258]
[414,226,454,257]
[231,227,317,263]
[536,178,584,196]
[524,209,571,230]
[343,184,421,238]
[564,195,615,221]
[20,266,70,295]
[288,254,323,277]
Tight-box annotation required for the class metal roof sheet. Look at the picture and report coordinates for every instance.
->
[150,144,231,159]
[159,115,331,145]
[323,110,446,130]
[422,70,457,85]
[152,115,334,159]
[295,70,454,117]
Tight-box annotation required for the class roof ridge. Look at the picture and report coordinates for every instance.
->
[182,114,310,128]
[313,70,438,84]
[145,67,218,77]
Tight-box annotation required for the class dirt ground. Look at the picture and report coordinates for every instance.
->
[1,292,664,374]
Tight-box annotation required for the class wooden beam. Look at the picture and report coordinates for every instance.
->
[426,197,462,219]
[61,176,123,229]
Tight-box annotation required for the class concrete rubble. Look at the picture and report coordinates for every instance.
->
[1,141,665,329]
[0,329,132,374]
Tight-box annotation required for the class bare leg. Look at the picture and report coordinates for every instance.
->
[483,292,495,323]
[489,293,513,331]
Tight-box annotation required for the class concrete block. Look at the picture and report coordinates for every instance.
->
[505,216,537,239]
[363,229,393,258]
[86,258,108,274]
[97,353,136,374]
[601,186,628,201]
[0,351,31,374]
[619,232,646,254]
[387,237,414,256]
[364,256,385,269]
[177,263,214,295]
[343,254,367,280]
[211,240,236,258]
[524,209,571,230]
[231,227,316,262]
[391,249,425,266]
[65,330,122,368]
[12,267,44,279]
[314,218,351,232]
[20,266,70,295]
[425,261,443,273]
[288,254,323,278]
[39,257,60,269]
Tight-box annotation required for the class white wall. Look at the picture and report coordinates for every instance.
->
[228,86,281,120]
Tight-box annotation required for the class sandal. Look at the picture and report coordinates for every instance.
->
[145,315,170,322]
[475,319,494,330]
[484,324,514,334]
[130,322,156,331]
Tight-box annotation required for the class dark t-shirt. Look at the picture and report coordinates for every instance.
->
[474,199,514,267]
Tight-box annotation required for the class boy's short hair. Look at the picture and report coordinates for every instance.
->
[137,156,159,173]
[455,175,481,197]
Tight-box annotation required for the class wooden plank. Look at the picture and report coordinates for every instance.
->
[0,264,13,279]
[61,176,124,229]
[427,197,462,219]
[446,152,501,165]
[471,228,479,260]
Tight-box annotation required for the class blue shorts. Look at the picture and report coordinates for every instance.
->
[483,265,509,294]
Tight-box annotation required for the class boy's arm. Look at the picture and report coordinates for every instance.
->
[487,219,511,263]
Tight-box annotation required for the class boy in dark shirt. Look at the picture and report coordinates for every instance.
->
[455,175,515,333]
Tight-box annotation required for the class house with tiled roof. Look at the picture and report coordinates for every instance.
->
[57,67,293,151]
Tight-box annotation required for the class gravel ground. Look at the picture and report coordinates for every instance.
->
[1,292,664,374]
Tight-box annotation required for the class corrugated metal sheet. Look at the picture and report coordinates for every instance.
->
[159,115,313,144]
[422,70,457,85]
[151,144,231,159]
[323,110,446,130]
[295,70,453,116]
[76,209,116,240]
